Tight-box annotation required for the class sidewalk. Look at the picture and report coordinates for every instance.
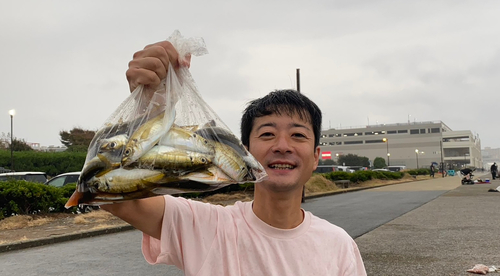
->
[356,174,500,275]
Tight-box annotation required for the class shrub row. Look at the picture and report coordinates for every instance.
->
[0,150,86,177]
[0,179,254,220]
[0,180,77,219]
[406,168,431,176]
[321,170,405,183]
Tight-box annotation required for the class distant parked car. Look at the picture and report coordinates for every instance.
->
[0,172,48,183]
[372,169,390,172]
[45,172,80,187]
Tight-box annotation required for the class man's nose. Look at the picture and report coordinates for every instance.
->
[272,135,292,153]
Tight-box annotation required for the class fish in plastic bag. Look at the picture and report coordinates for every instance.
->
[65,30,266,208]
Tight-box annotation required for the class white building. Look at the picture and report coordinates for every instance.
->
[319,121,482,170]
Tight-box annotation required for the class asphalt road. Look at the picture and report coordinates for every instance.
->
[0,176,462,276]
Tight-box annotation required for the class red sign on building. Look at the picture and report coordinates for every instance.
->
[321,151,332,159]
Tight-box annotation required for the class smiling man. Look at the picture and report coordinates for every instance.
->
[101,41,366,276]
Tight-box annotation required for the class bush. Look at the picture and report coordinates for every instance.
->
[322,170,404,183]
[0,180,74,219]
[406,169,430,176]
[0,150,86,177]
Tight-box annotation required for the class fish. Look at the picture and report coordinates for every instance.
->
[160,125,216,155]
[78,153,120,188]
[133,145,213,173]
[65,180,231,207]
[99,134,129,153]
[212,141,250,182]
[121,109,175,166]
[195,126,265,178]
[180,165,234,184]
[87,167,166,194]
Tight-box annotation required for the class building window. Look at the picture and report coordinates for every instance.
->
[431,128,440,133]
[365,139,384,143]
[336,142,342,145]
[344,141,363,145]
[420,129,426,134]
[329,142,336,145]
[387,130,397,134]
[398,130,408,133]
[410,129,419,134]
[328,134,335,137]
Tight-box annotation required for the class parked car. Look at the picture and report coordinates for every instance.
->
[372,169,390,172]
[45,171,99,213]
[45,172,80,187]
[0,172,48,183]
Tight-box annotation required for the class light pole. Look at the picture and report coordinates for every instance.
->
[9,109,15,171]
[382,138,390,166]
[415,149,419,169]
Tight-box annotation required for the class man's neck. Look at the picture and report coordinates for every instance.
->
[251,186,304,229]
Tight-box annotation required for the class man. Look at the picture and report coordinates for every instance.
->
[430,164,435,178]
[491,162,497,180]
[101,41,366,275]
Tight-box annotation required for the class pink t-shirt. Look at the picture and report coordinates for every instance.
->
[142,195,366,276]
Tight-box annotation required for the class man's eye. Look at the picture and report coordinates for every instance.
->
[293,133,306,138]
[259,132,274,137]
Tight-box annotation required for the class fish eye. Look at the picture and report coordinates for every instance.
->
[110,142,117,149]
[124,148,131,157]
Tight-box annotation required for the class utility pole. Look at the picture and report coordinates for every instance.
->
[297,68,305,203]
[440,139,445,177]
[296,68,300,92]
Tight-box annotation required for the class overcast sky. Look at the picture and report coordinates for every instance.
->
[1,1,499,149]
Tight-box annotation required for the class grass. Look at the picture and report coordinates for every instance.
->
[0,215,55,230]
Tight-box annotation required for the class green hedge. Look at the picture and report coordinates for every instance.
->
[322,170,405,183]
[0,180,77,219]
[406,168,431,176]
[0,150,86,177]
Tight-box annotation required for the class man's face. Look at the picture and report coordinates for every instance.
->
[248,112,319,192]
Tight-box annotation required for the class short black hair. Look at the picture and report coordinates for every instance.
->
[240,89,322,149]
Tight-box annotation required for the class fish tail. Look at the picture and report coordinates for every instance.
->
[65,190,84,208]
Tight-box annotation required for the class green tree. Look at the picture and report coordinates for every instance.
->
[338,153,370,167]
[10,138,33,151]
[323,159,335,165]
[60,128,95,152]
[373,157,386,169]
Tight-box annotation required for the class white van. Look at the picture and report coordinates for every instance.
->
[0,172,48,183]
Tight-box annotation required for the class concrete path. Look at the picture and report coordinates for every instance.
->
[356,174,500,275]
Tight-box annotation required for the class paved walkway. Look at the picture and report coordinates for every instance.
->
[356,174,500,275]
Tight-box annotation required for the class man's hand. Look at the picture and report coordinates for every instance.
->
[126,41,191,93]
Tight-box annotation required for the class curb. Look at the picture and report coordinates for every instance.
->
[0,225,134,253]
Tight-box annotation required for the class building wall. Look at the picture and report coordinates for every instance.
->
[319,121,482,169]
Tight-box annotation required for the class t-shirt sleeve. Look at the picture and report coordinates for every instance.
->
[343,241,367,276]
[142,195,220,270]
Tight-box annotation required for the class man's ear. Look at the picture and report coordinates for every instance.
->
[313,146,320,171]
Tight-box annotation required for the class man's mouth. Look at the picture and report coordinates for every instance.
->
[269,164,296,170]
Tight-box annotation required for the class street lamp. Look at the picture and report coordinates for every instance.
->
[415,149,419,169]
[382,138,390,166]
[9,109,15,171]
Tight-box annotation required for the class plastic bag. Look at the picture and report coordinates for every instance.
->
[65,30,266,207]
